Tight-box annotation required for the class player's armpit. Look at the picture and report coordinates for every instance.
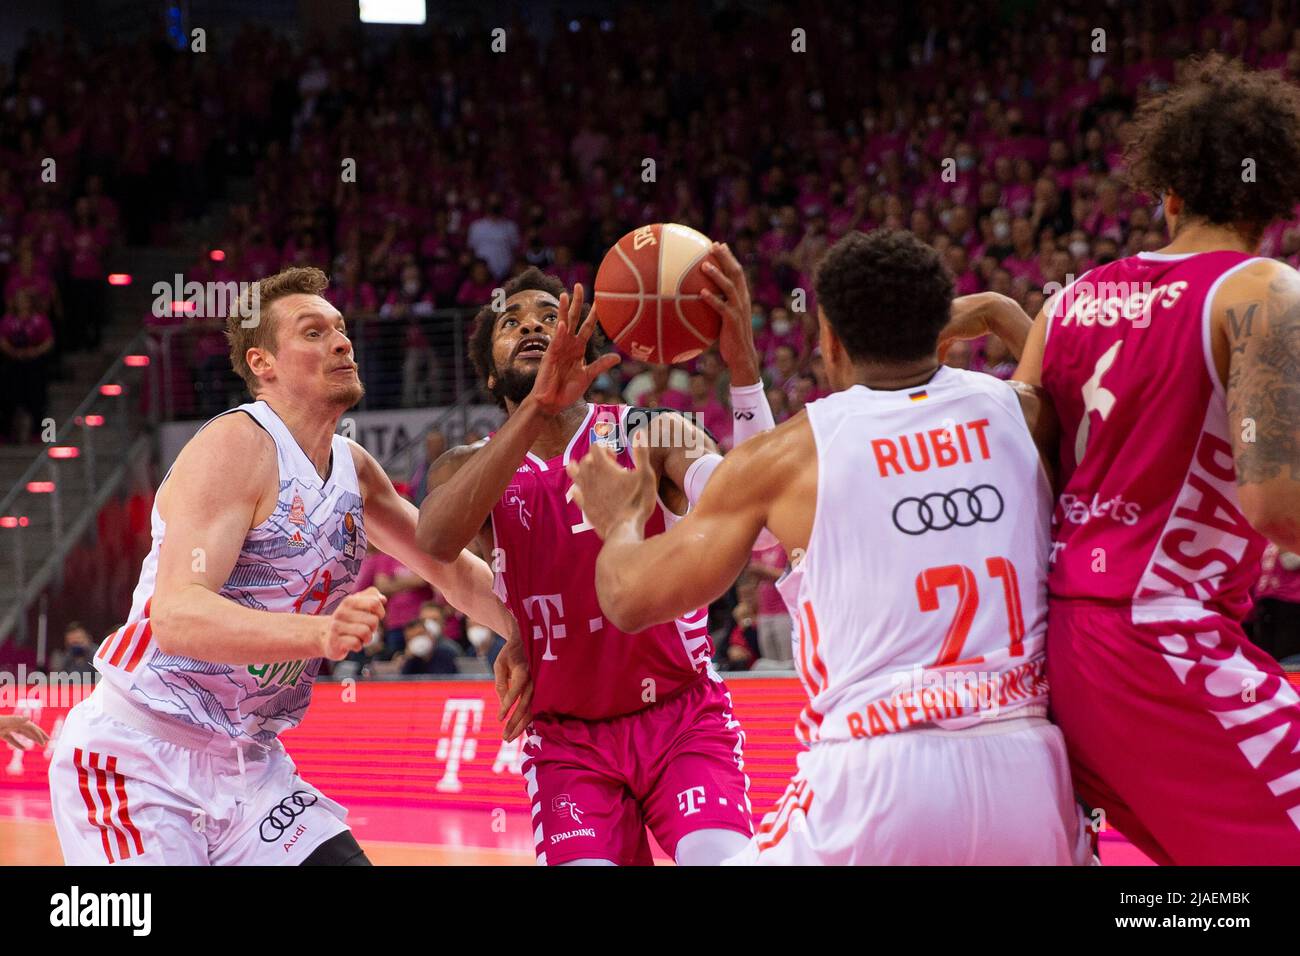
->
[1222,261,1300,550]
[415,439,491,560]
[150,415,327,664]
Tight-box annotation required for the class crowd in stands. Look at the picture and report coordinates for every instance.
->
[13,0,1300,670]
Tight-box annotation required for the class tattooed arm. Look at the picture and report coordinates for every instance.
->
[1215,259,1300,550]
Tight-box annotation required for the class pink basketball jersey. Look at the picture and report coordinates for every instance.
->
[490,403,713,721]
[1041,250,1268,624]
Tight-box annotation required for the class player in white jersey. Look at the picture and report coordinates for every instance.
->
[48,266,526,865]
[569,230,1090,864]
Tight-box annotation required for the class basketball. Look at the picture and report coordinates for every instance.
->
[593,223,723,365]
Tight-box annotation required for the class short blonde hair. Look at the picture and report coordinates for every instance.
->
[225,266,329,397]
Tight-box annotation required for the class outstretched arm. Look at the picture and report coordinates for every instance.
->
[1221,260,1300,550]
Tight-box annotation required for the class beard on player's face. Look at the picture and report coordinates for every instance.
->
[491,360,538,406]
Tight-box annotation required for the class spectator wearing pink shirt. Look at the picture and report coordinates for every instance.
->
[0,290,54,443]
[1001,218,1044,285]
[978,335,1017,380]
[946,246,982,296]
[757,309,803,368]
[372,550,435,659]
[748,544,792,664]
[688,371,731,450]
[767,342,800,395]
[455,258,496,308]
[66,198,110,351]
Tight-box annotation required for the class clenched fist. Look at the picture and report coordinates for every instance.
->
[319,587,387,660]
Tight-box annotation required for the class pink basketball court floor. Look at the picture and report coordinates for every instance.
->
[0,789,1152,866]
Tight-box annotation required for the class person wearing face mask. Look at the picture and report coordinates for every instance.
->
[984,211,1014,262]
[49,622,98,678]
[466,619,507,670]
[759,310,801,370]
[1066,233,1093,271]
[399,614,459,676]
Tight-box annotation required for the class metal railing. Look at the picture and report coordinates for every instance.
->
[0,331,157,644]
[0,310,496,646]
[145,308,481,422]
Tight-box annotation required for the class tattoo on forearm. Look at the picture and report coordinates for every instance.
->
[1227,276,1300,483]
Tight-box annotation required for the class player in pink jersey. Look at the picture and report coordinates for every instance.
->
[570,230,1088,865]
[1009,56,1300,863]
[416,249,778,865]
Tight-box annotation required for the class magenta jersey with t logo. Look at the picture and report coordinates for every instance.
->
[490,403,714,721]
[1041,249,1267,625]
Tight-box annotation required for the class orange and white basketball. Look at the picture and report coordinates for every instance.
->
[593,223,723,365]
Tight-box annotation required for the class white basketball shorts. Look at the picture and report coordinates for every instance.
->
[726,716,1092,865]
[49,684,350,865]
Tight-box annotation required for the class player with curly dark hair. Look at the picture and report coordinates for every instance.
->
[999,54,1300,863]
[467,267,603,411]
[565,228,1089,864]
[416,249,787,866]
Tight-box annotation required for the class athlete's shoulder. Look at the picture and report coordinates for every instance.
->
[1219,254,1300,295]
[341,436,382,497]
[161,409,276,518]
[426,439,490,488]
[180,409,276,473]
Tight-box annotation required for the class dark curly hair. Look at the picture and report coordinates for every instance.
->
[813,229,954,364]
[467,266,603,409]
[1124,54,1300,236]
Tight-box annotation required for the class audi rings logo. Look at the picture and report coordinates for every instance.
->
[259,791,318,842]
[891,485,1004,535]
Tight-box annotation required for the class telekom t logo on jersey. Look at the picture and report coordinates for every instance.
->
[677,786,706,816]
[523,594,567,661]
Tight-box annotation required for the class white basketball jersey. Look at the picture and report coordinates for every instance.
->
[779,366,1051,747]
[93,401,367,743]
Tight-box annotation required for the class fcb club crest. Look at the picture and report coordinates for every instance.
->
[589,413,622,452]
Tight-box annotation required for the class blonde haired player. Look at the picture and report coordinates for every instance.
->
[48,267,524,865]
[570,230,1091,864]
